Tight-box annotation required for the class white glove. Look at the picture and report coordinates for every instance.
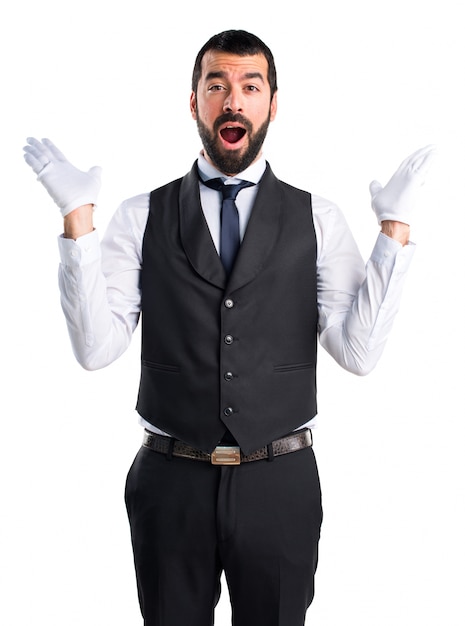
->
[23,137,102,217]
[369,145,436,226]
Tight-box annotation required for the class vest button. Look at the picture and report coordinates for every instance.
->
[223,407,234,417]
[224,371,234,381]
[224,335,234,345]
[224,298,234,309]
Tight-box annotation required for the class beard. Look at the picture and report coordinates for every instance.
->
[196,111,271,175]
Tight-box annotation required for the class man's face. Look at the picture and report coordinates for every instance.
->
[190,51,278,176]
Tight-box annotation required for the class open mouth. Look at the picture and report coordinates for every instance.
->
[220,126,247,144]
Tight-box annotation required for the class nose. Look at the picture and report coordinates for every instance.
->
[223,86,243,113]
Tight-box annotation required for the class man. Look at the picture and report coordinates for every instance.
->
[24,29,434,626]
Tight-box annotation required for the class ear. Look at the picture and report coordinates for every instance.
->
[190,91,197,120]
[269,91,278,122]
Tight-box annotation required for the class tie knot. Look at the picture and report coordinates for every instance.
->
[203,177,254,200]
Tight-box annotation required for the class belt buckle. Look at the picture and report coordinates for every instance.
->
[211,446,241,465]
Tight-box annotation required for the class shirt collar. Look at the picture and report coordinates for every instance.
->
[197,151,266,185]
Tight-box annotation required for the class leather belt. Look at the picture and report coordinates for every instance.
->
[142,429,312,466]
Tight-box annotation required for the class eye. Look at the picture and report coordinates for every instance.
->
[208,84,225,92]
[245,85,260,92]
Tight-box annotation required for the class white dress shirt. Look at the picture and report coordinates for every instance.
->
[57,153,415,436]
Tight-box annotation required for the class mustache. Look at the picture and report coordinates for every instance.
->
[213,113,252,133]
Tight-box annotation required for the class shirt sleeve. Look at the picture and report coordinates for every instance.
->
[313,194,415,375]
[57,188,414,376]
[57,194,149,370]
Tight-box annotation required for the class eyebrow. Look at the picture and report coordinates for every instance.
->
[205,71,265,83]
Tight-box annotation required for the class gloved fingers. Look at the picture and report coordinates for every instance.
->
[23,137,69,170]
[410,145,437,179]
[87,165,102,184]
[23,137,102,215]
[369,180,383,199]
[23,151,42,174]
[41,137,68,162]
[23,138,53,174]
[399,144,437,177]
[25,136,54,158]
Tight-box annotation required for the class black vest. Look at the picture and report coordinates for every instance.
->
[136,162,318,455]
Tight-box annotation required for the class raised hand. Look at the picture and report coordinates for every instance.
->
[23,137,102,217]
[370,145,436,226]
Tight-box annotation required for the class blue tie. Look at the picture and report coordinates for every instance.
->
[203,178,255,275]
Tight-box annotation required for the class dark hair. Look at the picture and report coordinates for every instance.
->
[191,30,278,99]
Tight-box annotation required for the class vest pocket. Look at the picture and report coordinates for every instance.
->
[142,360,180,373]
[274,362,315,373]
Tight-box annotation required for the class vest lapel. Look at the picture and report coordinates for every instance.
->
[179,162,226,289]
[179,162,282,293]
[228,164,282,293]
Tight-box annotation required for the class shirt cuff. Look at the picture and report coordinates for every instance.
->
[370,232,415,272]
[57,230,101,267]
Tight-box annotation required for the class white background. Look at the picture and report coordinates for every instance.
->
[1,1,464,624]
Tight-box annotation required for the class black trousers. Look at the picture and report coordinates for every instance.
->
[124,439,323,626]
